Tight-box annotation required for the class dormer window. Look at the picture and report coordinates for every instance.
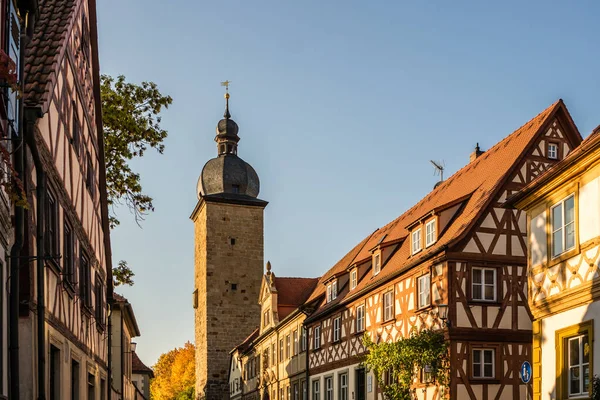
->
[327,280,338,303]
[412,228,422,255]
[425,219,436,247]
[373,254,381,276]
[350,269,357,290]
[548,143,558,160]
[263,309,270,327]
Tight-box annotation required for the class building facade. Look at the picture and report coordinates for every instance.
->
[111,294,141,400]
[132,351,154,400]
[17,0,113,399]
[230,99,585,400]
[512,126,600,400]
[193,92,267,400]
[231,263,318,400]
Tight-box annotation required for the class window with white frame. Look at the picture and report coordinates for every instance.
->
[333,316,341,342]
[294,383,299,400]
[373,254,381,275]
[425,220,436,247]
[331,280,337,300]
[287,385,291,400]
[279,339,284,361]
[412,228,422,254]
[339,373,348,400]
[548,143,558,160]
[313,326,321,349]
[302,381,307,400]
[263,309,270,327]
[383,290,394,321]
[350,269,357,290]
[312,380,320,400]
[567,333,590,397]
[325,377,333,400]
[356,304,365,332]
[326,285,332,303]
[552,195,575,258]
[417,274,431,309]
[472,267,496,301]
[301,327,307,352]
[293,330,299,355]
[472,349,494,378]
[286,334,291,359]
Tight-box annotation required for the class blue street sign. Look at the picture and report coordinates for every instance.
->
[520,361,532,384]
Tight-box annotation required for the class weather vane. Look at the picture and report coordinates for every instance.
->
[221,80,231,95]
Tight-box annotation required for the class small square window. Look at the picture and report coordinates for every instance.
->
[472,267,496,301]
[548,143,559,160]
[472,349,495,378]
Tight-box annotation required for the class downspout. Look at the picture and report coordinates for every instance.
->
[25,111,45,400]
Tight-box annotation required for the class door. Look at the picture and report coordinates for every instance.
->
[355,368,366,400]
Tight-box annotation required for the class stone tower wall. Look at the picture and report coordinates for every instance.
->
[194,200,264,400]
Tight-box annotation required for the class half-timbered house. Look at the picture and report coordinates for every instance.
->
[511,126,600,400]
[19,0,112,398]
[231,263,319,400]
[301,100,582,400]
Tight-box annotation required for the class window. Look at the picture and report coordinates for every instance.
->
[280,388,284,400]
[331,280,337,300]
[286,334,291,359]
[79,252,91,310]
[552,195,575,257]
[313,326,321,349]
[272,343,276,365]
[72,104,80,155]
[412,228,422,255]
[287,385,291,400]
[472,349,494,378]
[279,339,284,361]
[383,291,394,321]
[327,285,332,303]
[71,359,80,400]
[350,269,357,290]
[293,329,299,355]
[301,327,307,352]
[263,309,270,327]
[373,254,381,275]
[294,383,299,400]
[417,274,431,309]
[548,143,558,159]
[325,377,333,400]
[421,365,433,384]
[45,190,59,259]
[472,267,496,301]
[86,153,95,199]
[100,379,106,400]
[95,275,105,328]
[87,373,95,400]
[81,15,90,63]
[333,316,341,342]
[50,345,61,400]
[557,322,593,398]
[339,373,348,400]
[312,380,320,400]
[63,222,75,286]
[264,349,269,367]
[356,305,365,332]
[302,380,307,400]
[425,220,436,247]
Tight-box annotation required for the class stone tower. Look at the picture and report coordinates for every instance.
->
[191,91,267,400]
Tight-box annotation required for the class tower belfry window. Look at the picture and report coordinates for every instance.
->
[232,185,240,194]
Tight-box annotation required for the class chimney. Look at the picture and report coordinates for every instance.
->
[470,143,484,162]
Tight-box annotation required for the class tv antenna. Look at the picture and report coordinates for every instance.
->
[430,160,445,182]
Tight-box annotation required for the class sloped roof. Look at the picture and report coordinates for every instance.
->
[24,0,77,109]
[306,99,581,318]
[232,327,259,354]
[274,277,319,306]
[132,351,154,377]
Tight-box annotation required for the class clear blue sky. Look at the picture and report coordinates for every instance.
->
[96,0,600,366]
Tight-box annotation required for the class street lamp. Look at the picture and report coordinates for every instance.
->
[125,342,137,354]
[437,304,449,327]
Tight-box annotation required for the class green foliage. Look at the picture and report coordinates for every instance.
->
[592,375,600,400]
[112,260,135,287]
[100,74,172,228]
[362,329,449,400]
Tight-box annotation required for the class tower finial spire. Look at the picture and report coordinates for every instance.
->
[221,80,231,119]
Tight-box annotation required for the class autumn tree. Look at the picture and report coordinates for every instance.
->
[101,74,172,286]
[151,341,196,400]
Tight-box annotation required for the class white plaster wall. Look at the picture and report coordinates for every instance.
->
[540,301,600,400]
[310,363,371,400]
[579,177,600,244]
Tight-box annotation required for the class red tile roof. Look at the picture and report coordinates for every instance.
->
[274,277,319,320]
[132,351,154,377]
[306,100,582,318]
[24,0,77,109]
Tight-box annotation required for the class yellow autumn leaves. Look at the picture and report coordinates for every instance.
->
[150,342,195,400]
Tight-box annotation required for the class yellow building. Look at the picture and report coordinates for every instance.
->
[512,126,600,399]
[231,263,318,400]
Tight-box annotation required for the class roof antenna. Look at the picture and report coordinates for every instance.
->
[430,160,445,187]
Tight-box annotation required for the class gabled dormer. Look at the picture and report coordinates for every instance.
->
[366,233,403,277]
[258,261,278,334]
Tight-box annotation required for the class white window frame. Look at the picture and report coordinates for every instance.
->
[567,334,590,397]
[325,377,333,400]
[551,194,576,258]
[383,290,394,321]
[286,334,291,359]
[279,339,284,361]
[331,280,337,300]
[548,142,558,159]
[412,228,422,255]
[417,274,431,309]
[356,304,365,332]
[333,316,341,342]
[312,380,320,400]
[472,349,495,379]
[313,326,321,349]
[326,285,332,303]
[471,267,497,302]
[301,327,307,352]
[339,373,348,400]
[293,329,299,355]
[425,220,436,247]
[263,309,270,327]
[373,254,381,275]
[350,269,357,290]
